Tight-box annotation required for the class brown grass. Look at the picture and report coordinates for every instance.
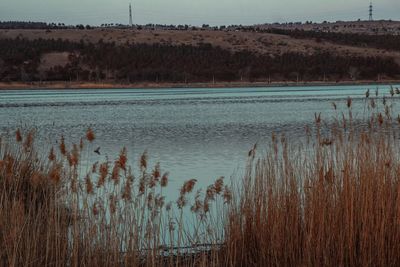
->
[1,90,400,266]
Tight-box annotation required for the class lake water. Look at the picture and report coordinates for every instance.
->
[1,84,399,197]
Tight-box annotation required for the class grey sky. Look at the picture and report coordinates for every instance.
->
[0,0,399,26]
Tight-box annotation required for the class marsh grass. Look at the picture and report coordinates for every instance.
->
[1,87,400,266]
[0,128,230,266]
[224,89,400,267]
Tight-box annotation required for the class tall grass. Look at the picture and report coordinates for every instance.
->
[0,128,230,266]
[224,92,400,266]
[1,89,400,266]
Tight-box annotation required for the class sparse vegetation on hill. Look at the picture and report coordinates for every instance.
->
[264,28,400,52]
[0,37,399,83]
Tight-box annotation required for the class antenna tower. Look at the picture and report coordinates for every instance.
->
[369,2,373,21]
[129,3,133,27]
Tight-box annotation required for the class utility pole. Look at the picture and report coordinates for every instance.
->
[369,2,373,21]
[129,3,133,27]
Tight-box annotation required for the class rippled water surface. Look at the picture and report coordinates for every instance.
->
[1,85,399,194]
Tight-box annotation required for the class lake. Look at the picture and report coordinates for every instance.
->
[0,84,399,197]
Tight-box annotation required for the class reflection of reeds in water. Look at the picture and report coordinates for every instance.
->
[1,88,400,266]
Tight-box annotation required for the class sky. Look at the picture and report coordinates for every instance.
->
[0,0,399,26]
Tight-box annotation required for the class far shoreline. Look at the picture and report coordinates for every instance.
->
[0,80,399,90]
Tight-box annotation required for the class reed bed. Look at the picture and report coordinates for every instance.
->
[1,88,400,266]
[224,89,400,267]
[0,128,230,266]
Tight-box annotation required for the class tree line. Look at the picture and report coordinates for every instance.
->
[0,21,93,30]
[0,37,399,83]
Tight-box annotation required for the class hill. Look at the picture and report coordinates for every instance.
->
[1,22,400,86]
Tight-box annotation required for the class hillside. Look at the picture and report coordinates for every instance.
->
[1,23,400,85]
[1,28,400,60]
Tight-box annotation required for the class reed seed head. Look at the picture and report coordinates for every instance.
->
[214,177,224,194]
[140,151,148,171]
[59,136,67,156]
[85,174,94,194]
[153,162,161,180]
[111,162,120,184]
[180,179,197,195]
[15,129,22,142]
[118,147,127,171]
[139,178,146,195]
[161,172,169,187]
[86,128,95,142]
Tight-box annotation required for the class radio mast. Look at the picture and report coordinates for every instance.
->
[369,2,373,21]
[129,3,133,27]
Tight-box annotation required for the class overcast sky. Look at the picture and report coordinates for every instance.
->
[0,0,399,26]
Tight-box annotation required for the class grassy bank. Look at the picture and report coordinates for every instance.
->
[1,90,400,266]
